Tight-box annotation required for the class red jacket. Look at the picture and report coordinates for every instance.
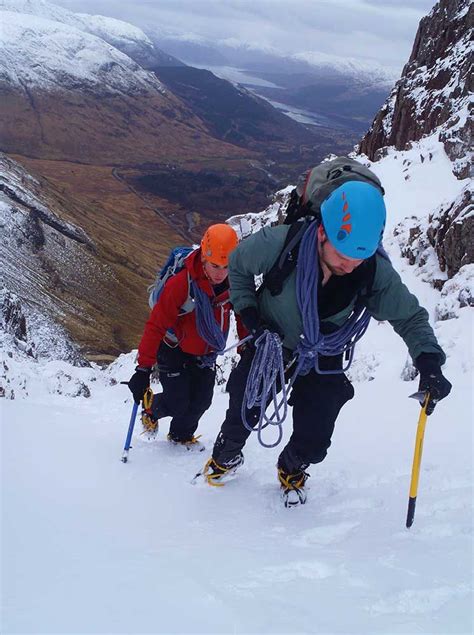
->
[137,249,246,367]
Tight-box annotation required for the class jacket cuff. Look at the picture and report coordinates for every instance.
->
[415,352,442,375]
[135,366,153,374]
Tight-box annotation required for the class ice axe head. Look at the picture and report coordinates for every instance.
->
[409,391,428,406]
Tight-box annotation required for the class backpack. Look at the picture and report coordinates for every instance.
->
[285,156,385,225]
[263,157,386,297]
[148,246,195,313]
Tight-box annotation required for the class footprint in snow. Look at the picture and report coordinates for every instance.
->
[232,559,337,592]
[369,584,470,615]
[323,497,383,514]
[290,520,360,547]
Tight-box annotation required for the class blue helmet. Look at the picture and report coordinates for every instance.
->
[320,181,386,259]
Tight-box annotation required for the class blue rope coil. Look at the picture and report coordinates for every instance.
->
[191,281,228,367]
[293,220,371,375]
[241,331,288,448]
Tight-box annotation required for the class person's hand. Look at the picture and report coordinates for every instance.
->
[128,367,152,404]
[239,306,260,334]
[416,353,452,415]
[239,307,278,349]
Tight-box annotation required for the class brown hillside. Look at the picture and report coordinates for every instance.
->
[10,155,186,358]
[1,84,251,165]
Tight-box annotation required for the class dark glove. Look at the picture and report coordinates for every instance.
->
[239,306,279,349]
[239,306,260,334]
[128,366,152,404]
[415,353,452,415]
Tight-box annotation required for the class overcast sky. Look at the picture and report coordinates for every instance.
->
[53,0,436,69]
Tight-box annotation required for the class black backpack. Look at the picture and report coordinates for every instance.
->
[263,157,385,297]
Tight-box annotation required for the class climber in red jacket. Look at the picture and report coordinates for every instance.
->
[128,223,245,447]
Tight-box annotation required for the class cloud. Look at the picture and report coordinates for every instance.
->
[52,0,435,67]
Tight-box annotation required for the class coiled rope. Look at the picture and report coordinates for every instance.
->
[241,331,288,448]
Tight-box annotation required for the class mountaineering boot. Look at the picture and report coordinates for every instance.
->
[193,432,245,485]
[141,410,159,439]
[167,433,205,452]
[278,467,310,507]
[202,453,244,486]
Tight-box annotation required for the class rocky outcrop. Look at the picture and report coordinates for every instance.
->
[393,184,473,286]
[0,288,87,365]
[431,186,474,277]
[227,186,293,238]
[359,0,473,282]
[359,0,472,179]
[1,290,28,345]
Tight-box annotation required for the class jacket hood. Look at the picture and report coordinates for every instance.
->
[185,248,229,298]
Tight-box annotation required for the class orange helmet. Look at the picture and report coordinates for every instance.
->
[201,224,239,266]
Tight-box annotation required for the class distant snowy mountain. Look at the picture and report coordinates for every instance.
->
[290,50,399,87]
[0,2,247,165]
[153,34,397,131]
[0,11,165,94]
[0,0,183,68]
[156,34,399,86]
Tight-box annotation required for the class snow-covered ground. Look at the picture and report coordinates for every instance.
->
[2,144,473,633]
[2,307,472,634]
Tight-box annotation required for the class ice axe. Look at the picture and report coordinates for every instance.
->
[121,401,139,463]
[406,391,430,528]
[120,387,155,463]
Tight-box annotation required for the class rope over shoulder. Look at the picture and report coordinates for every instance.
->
[191,281,228,367]
[293,220,371,376]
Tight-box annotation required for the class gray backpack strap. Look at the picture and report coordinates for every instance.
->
[178,271,195,315]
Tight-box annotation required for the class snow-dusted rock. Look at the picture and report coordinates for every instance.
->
[359,0,472,178]
[435,263,474,320]
[228,186,294,238]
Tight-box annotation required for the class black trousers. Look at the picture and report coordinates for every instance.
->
[215,348,355,473]
[151,342,216,441]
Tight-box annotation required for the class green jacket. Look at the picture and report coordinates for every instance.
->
[229,225,445,364]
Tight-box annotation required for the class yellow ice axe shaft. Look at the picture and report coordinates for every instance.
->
[406,392,430,528]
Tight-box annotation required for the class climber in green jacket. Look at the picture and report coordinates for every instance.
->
[201,158,452,506]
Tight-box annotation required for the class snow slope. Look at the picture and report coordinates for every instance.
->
[2,302,472,634]
[2,143,473,633]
